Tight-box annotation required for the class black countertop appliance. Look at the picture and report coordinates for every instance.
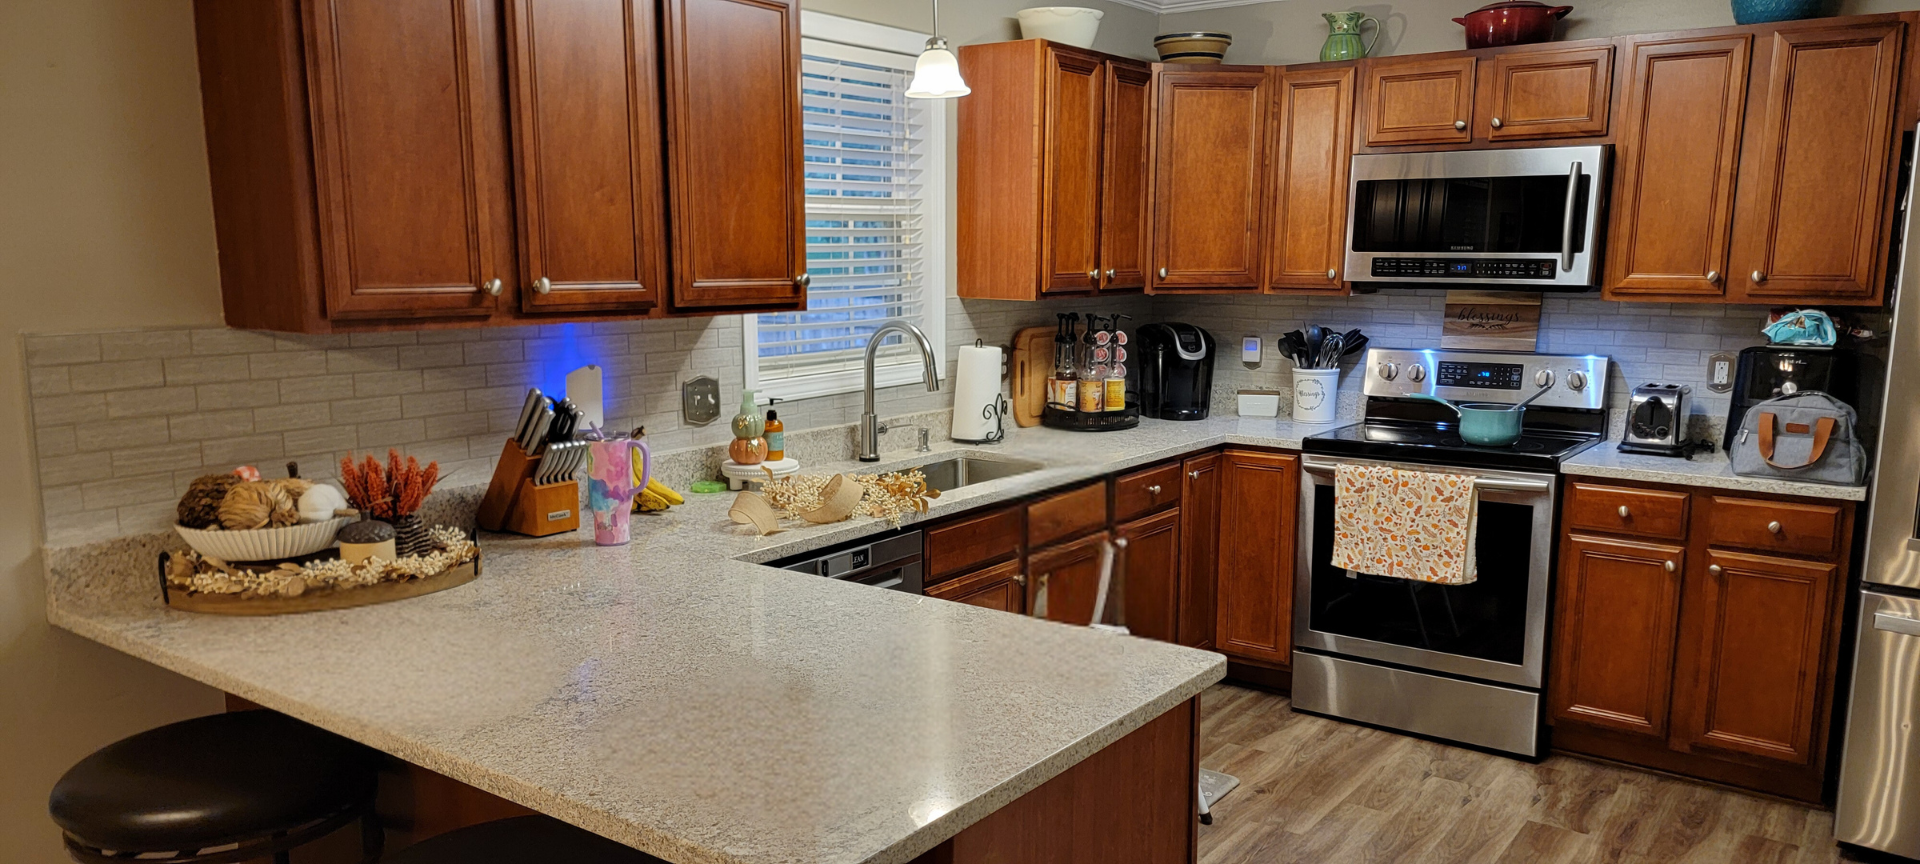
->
[1722,345,1860,454]
[1137,323,1216,421]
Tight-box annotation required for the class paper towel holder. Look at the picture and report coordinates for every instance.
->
[954,394,1008,445]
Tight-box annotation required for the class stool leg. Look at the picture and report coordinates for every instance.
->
[359,807,385,863]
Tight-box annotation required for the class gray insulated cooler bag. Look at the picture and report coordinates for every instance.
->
[1729,391,1867,486]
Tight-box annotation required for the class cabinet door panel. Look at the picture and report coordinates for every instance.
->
[1266,66,1354,292]
[1214,450,1298,666]
[1179,452,1221,650]
[304,0,506,319]
[1042,49,1104,295]
[1100,62,1152,292]
[1731,23,1902,304]
[1605,36,1751,299]
[1150,69,1267,289]
[506,0,665,312]
[1364,56,1475,146]
[926,558,1026,614]
[1030,531,1112,627]
[1486,46,1613,140]
[1674,549,1838,765]
[1119,508,1181,643]
[662,0,804,308]
[1549,535,1685,739]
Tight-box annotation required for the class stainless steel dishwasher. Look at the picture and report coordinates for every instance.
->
[773,529,924,595]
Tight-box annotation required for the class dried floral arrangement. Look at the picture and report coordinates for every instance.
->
[177,462,334,531]
[756,468,939,527]
[339,450,440,520]
[166,526,476,599]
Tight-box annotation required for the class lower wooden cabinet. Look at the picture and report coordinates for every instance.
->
[1177,452,1222,649]
[926,558,1026,614]
[1549,534,1685,740]
[1214,450,1299,668]
[1030,531,1112,625]
[1118,507,1181,643]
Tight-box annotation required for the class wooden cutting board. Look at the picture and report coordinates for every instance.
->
[1011,326,1053,427]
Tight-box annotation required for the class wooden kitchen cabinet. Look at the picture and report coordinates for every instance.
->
[1117,508,1181,643]
[1265,66,1355,293]
[1362,55,1476,146]
[1178,452,1221,650]
[1149,67,1268,291]
[505,0,667,313]
[1483,46,1614,140]
[1214,450,1299,667]
[660,0,806,310]
[1549,534,1685,741]
[926,558,1027,614]
[956,41,1151,300]
[1029,531,1112,626]
[1729,21,1904,305]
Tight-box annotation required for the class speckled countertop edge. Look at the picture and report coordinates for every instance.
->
[1560,444,1866,502]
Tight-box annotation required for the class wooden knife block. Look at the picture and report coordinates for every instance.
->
[477,439,580,537]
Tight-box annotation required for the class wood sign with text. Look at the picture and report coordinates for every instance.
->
[1441,291,1542,350]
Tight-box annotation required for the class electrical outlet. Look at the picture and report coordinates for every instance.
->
[1707,352,1735,393]
[682,375,720,425]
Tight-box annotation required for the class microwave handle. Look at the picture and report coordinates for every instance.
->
[1561,161,1582,272]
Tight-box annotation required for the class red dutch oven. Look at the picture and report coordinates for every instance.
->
[1453,1,1572,49]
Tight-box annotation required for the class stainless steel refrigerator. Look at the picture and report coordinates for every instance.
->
[1836,126,1920,860]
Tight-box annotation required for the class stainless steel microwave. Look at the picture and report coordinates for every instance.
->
[1344,145,1609,290]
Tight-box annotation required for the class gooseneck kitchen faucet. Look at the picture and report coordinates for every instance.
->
[859,320,940,461]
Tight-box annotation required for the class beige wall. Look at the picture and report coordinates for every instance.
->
[806,0,1162,57]
[0,2,228,861]
[1170,0,1920,66]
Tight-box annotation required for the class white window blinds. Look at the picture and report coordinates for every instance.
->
[746,31,945,401]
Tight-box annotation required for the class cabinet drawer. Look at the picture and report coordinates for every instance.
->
[1705,497,1843,557]
[1028,481,1110,548]
[1565,483,1689,540]
[1115,462,1183,522]
[925,505,1024,582]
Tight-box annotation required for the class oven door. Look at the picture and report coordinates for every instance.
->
[1294,454,1556,688]
[1345,145,1608,290]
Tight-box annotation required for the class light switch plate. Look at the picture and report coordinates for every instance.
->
[1707,352,1736,393]
[682,375,720,425]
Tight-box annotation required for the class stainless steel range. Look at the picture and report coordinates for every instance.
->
[1294,348,1610,758]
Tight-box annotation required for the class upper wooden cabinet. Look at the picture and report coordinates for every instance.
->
[1265,66,1355,293]
[956,41,1151,300]
[1483,45,1614,140]
[1363,55,1476,146]
[1149,67,1269,291]
[1729,22,1904,304]
[506,0,667,313]
[661,0,805,309]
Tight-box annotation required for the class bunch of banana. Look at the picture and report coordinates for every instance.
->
[635,477,684,513]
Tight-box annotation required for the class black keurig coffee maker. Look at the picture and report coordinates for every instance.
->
[1137,323,1216,420]
[1721,345,1860,453]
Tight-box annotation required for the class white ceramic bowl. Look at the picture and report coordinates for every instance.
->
[175,517,350,562]
[1017,7,1103,49]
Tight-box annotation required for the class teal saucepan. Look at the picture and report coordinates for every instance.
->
[1408,393,1527,447]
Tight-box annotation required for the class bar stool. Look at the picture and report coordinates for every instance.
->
[49,710,382,864]
[383,815,664,863]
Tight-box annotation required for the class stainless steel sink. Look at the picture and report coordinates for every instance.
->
[912,456,1044,492]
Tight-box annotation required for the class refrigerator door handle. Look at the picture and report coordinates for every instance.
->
[1873,612,1920,637]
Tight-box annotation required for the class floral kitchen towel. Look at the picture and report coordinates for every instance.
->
[1330,463,1479,585]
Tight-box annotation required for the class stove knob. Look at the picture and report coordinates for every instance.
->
[1407,364,1427,383]
[1566,371,1587,391]
[1377,361,1399,381]
[1781,381,1799,395]
[1534,369,1556,389]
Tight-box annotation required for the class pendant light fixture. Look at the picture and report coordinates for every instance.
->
[906,0,969,99]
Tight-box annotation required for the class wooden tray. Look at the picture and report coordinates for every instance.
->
[159,554,481,616]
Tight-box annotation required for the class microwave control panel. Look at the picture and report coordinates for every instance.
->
[1369,258,1558,280]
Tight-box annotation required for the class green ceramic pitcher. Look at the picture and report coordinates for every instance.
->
[1320,11,1379,61]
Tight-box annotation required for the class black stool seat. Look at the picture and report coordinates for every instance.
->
[385,816,666,864]
[49,710,377,854]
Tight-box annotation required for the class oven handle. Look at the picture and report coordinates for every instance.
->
[1300,454,1554,494]
[1560,161,1582,272]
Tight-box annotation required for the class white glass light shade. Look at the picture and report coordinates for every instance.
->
[906,38,969,99]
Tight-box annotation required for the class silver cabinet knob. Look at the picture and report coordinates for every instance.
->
[534,277,552,295]
[1158,267,1169,279]
[1535,369,1556,388]
[1014,573,1027,586]
[1454,120,1467,130]
[1327,268,1338,280]
[1147,484,1162,495]
[1567,371,1588,391]
[1089,269,1100,283]
[1751,270,1766,284]
[1709,564,1724,576]
[797,273,812,289]
[1189,470,1200,479]
[1377,361,1399,381]
[484,278,503,297]
[1407,364,1427,383]
[1491,117,1504,129]
[1664,560,1675,572]
[1618,505,1630,519]
[1106,268,1116,279]
[1706,270,1721,285]
[1768,520,1783,535]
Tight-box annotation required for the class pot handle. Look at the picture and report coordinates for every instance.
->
[1452,16,1469,25]
[1550,5,1573,17]
[1406,392,1463,416]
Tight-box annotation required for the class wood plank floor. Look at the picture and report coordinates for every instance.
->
[1195,684,1870,864]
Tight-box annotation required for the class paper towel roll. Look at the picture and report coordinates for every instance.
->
[951,343,1003,442]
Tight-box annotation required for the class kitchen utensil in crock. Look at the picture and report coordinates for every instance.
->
[1453,1,1571,49]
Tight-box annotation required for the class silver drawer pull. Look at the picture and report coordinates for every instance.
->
[1664,560,1675,572]
[1617,505,1630,518]
[1874,613,1920,636]
[1146,484,1162,495]
[1189,470,1200,479]
[1767,520,1783,535]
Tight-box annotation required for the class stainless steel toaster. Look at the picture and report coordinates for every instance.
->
[1619,383,1692,456]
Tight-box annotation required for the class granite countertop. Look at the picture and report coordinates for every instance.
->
[1561,443,1867,502]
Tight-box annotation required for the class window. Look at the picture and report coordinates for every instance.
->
[743,13,947,402]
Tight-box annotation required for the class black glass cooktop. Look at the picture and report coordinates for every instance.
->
[1303,421,1603,472]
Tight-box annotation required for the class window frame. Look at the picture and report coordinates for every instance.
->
[742,11,948,404]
